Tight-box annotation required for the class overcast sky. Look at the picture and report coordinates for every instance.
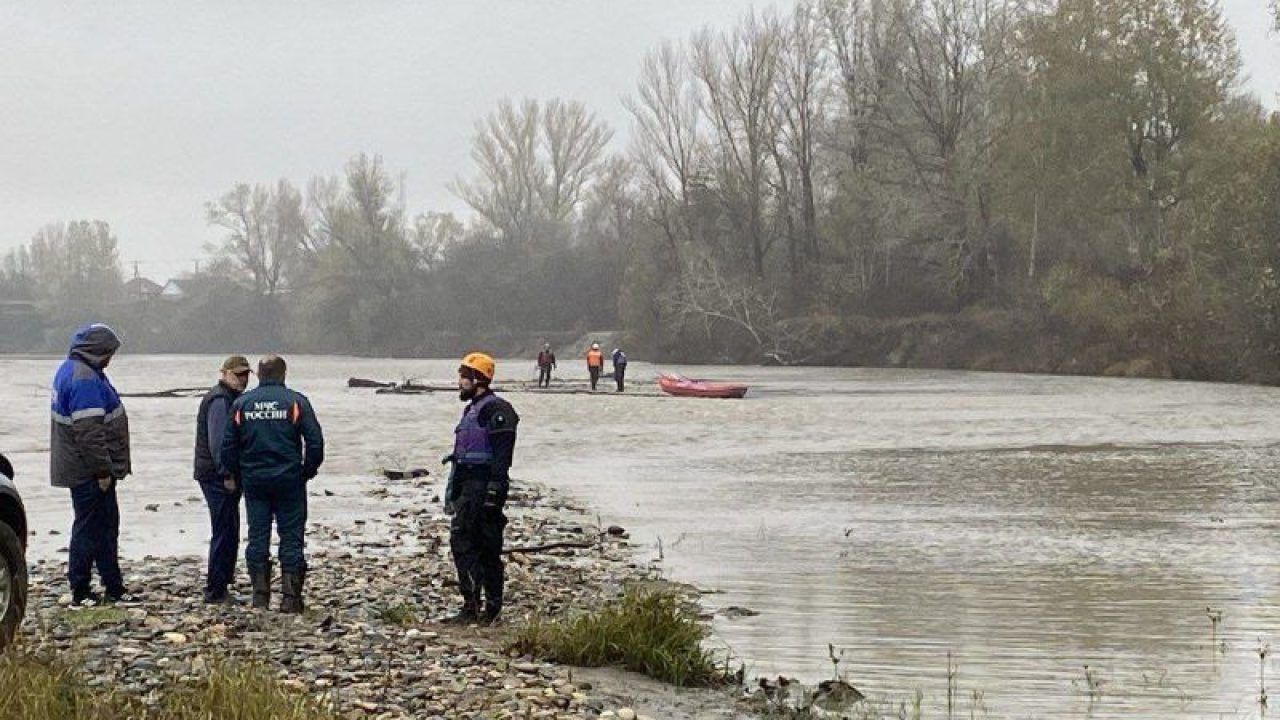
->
[1,1,1276,282]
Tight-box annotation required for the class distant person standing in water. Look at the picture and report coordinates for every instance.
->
[586,343,604,391]
[51,323,133,606]
[611,348,628,392]
[536,343,556,388]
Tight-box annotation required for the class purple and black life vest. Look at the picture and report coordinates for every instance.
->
[453,393,498,466]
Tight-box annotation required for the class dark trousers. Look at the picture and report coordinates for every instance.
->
[449,480,507,611]
[588,366,601,390]
[614,366,627,392]
[68,479,123,595]
[538,365,552,388]
[200,480,241,598]
[244,481,307,573]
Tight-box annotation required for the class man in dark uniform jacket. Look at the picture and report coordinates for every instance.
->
[221,355,324,613]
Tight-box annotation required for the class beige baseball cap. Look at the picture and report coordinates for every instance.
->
[220,355,252,373]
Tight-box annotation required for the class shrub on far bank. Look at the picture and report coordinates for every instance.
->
[509,587,729,687]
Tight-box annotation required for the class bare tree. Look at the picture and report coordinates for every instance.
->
[665,255,814,363]
[624,41,707,256]
[581,155,639,245]
[541,99,613,224]
[452,97,613,242]
[773,1,829,288]
[451,98,544,242]
[205,180,303,298]
[692,13,784,277]
[411,211,465,271]
[889,0,1018,302]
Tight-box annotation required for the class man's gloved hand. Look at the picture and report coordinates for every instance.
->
[444,500,456,516]
[482,481,504,511]
[97,476,112,492]
[223,474,238,492]
[440,454,456,466]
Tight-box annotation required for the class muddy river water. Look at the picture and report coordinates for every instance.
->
[3,354,1278,718]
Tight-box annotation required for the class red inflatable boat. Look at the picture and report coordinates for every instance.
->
[657,373,749,399]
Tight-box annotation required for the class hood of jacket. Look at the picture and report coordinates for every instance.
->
[67,324,121,370]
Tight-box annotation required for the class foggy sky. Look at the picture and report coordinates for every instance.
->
[1,1,1276,283]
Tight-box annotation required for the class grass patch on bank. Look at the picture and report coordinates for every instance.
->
[0,647,106,720]
[60,606,129,629]
[154,658,336,720]
[0,646,335,720]
[508,587,729,687]
[373,602,419,626]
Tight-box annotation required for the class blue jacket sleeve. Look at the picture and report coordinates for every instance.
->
[206,397,230,476]
[68,377,112,479]
[220,400,242,477]
[298,396,324,480]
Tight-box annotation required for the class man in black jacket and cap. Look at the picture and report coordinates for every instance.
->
[193,355,251,603]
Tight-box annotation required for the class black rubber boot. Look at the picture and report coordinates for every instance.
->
[280,570,305,614]
[250,564,272,610]
[442,591,480,625]
[480,603,501,626]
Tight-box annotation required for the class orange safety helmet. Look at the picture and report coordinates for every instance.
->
[459,352,496,382]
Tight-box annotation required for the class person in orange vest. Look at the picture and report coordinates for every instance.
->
[586,343,604,391]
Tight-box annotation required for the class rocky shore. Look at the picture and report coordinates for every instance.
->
[20,472,758,719]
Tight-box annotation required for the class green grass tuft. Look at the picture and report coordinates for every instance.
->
[508,587,728,687]
[373,602,419,626]
[60,606,129,629]
[0,646,336,720]
[0,646,108,720]
[155,658,336,720]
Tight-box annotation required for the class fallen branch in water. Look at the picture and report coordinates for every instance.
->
[120,387,207,398]
[503,540,598,554]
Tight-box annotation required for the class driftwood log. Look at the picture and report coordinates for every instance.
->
[352,376,663,397]
[381,468,431,480]
[502,540,598,555]
[120,387,207,398]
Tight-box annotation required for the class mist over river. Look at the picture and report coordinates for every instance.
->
[4,354,1279,718]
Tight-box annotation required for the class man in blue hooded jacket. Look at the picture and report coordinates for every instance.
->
[221,354,323,613]
[50,323,132,605]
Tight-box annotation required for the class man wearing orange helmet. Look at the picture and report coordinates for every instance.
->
[586,343,604,391]
[440,352,519,625]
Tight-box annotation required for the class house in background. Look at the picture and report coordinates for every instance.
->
[160,279,184,300]
[123,276,163,301]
